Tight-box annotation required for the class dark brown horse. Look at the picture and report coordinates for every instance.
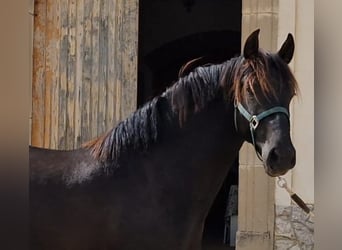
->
[30,30,298,250]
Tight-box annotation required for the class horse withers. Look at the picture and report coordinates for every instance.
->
[30,29,298,250]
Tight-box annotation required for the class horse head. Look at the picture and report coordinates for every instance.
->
[232,29,298,177]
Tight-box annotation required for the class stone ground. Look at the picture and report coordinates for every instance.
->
[275,205,314,250]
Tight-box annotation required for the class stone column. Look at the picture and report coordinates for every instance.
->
[238,1,314,249]
[275,0,314,249]
[237,1,279,249]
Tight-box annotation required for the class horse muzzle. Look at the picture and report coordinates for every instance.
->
[264,144,296,177]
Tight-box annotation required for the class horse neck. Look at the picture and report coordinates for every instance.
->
[162,60,244,169]
[146,96,243,217]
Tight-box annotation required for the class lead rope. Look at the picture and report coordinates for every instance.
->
[277,176,315,219]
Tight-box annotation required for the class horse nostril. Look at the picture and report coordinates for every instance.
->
[269,148,279,169]
[268,147,296,170]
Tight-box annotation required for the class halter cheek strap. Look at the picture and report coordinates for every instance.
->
[234,101,289,160]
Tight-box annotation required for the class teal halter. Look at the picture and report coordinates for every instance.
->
[234,100,289,160]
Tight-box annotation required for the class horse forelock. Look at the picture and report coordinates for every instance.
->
[222,51,298,104]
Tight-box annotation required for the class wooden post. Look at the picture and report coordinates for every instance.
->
[31,0,139,150]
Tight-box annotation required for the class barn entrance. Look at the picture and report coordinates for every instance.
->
[138,0,241,248]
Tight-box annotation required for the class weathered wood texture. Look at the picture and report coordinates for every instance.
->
[31,0,139,149]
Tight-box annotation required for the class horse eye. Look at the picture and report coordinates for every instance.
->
[246,83,257,95]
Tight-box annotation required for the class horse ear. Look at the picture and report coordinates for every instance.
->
[278,33,295,64]
[243,29,260,59]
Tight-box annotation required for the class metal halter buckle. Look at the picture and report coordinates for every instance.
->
[250,115,259,130]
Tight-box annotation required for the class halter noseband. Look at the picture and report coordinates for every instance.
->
[234,100,289,160]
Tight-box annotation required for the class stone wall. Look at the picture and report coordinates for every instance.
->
[275,205,314,249]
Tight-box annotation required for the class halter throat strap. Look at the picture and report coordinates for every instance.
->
[234,101,289,160]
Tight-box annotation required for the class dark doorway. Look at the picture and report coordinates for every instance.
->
[138,0,242,107]
[138,0,241,248]
[202,158,239,250]
[138,30,241,106]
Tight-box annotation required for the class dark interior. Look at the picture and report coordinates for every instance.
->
[138,0,241,248]
[201,158,238,250]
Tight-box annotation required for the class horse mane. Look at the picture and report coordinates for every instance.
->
[178,56,212,78]
[83,97,162,164]
[82,62,226,165]
[83,51,298,166]
[170,63,226,126]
